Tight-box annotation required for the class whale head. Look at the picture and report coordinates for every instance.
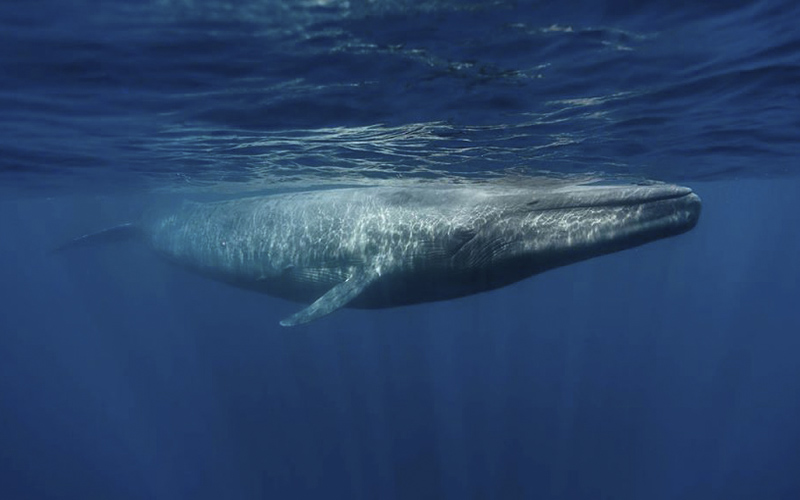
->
[457,183,701,281]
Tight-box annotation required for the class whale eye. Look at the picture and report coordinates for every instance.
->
[526,200,540,206]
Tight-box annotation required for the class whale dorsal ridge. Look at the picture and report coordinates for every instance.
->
[279,267,380,327]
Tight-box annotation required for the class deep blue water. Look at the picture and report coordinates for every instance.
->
[1,1,800,499]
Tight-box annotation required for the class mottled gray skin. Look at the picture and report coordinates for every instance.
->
[140,183,700,324]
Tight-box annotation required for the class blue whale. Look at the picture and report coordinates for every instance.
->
[59,182,701,326]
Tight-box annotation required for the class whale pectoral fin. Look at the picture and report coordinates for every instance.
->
[279,269,379,327]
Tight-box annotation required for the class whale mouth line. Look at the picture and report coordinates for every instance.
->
[602,190,696,208]
[533,191,697,212]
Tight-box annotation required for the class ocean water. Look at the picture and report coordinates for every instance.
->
[1,0,799,499]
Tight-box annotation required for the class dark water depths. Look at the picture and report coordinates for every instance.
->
[1,1,799,499]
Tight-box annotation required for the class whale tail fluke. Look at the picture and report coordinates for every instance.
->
[52,223,141,253]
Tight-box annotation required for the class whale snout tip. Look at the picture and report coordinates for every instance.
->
[669,190,701,233]
[685,191,702,224]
